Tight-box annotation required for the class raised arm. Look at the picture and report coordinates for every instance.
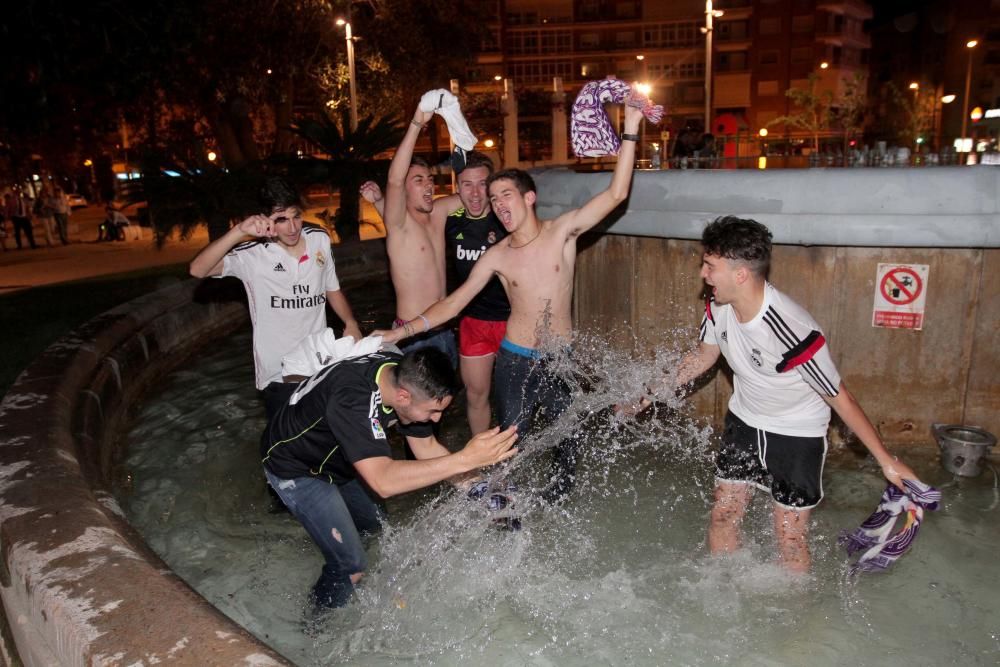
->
[377,250,499,343]
[384,106,435,232]
[561,101,643,238]
[189,214,274,277]
[353,426,517,498]
[824,383,918,489]
[362,181,460,225]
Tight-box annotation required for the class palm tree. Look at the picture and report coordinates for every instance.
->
[289,108,405,242]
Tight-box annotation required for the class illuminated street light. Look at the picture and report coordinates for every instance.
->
[335,18,358,132]
[909,82,919,90]
[941,94,956,104]
[636,54,645,61]
[819,61,829,69]
[83,159,93,167]
[494,74,502,81]
[702,1,724,133]
[636,82,652,96]
[207,151,217,162]
[758,128,768,137]
[961,39,979,152]
[483,139,495,148]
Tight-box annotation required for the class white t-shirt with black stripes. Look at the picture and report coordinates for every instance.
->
[700,282,841,437]
[220,224,342,390]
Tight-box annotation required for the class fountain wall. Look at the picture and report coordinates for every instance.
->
[533,166,1000,444]
[0,239,387,665]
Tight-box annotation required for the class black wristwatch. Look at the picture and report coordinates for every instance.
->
[621,133,640,142]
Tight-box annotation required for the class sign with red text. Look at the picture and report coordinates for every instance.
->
[872,263,929,330]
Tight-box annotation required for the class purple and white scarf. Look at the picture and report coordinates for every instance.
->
[571,77,665,158]
[839,478,941,574]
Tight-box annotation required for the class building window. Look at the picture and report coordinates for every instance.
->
[757,80,780,96]
[616,0,639,19]
[616,30,636,48]
[759,18,781,35]
[791,47,812,64]
[580,32,601,49]
[718,51,748,71]
[792,15,814,33]
[759,50,779,66]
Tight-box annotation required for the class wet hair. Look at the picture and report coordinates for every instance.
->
[701,216,772,276]
[258,176,302,214]
[396,348,459,401]
[487,168,536,196]
[458,151,494,176]
[409,156,431,170]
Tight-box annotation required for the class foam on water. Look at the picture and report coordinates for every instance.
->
[117,323,1000,666]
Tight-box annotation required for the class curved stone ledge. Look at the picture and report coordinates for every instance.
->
[0,238,388,666]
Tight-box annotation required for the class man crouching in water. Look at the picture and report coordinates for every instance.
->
[262,347,517,609]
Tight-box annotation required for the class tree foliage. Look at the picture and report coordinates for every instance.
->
[2,0,487,240]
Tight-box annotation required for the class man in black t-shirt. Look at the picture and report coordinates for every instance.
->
[444,151,511,433]
[261,347,517,609]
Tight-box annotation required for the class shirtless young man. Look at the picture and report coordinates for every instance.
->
[379,101,645,501]
[363,103,462,367]
[362,151,510,434]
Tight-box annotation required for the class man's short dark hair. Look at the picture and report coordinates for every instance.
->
[487,168,536,196]
[409,156,431,170]
[458,151,494,176]
[259,176,302,214]
[397,349,459,401]
[701,216,772,276]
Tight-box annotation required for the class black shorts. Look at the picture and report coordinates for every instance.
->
[715,411,827,509]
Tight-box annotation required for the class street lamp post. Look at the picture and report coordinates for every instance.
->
[960,39,978,154]
[336,18,358,132]
[702,1,724,133]
[935,93,955,153]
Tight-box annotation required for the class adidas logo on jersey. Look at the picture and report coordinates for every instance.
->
[456,232,464,240]
[273,263,286,272]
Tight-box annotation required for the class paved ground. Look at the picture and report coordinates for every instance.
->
[0,206,208,294]
[0,199,384,294]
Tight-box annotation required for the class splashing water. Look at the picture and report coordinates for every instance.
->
[118,321,1000,665]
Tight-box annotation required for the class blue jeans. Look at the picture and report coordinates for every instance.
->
[264,469,383,608]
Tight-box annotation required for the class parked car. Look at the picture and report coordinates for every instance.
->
[67,193,88,209]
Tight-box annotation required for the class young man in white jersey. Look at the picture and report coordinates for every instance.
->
[189,177,362,417]
[628,216,921,572]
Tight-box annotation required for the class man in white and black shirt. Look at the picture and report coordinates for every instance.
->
[261,347,517,609]
[629,216,921,572]
[190,177,362,417]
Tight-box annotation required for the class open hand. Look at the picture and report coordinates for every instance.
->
[460,425,518,469]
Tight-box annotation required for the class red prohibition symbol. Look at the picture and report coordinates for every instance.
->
[880,267,922,306]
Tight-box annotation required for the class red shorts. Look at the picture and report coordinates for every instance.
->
[458,317,507,357]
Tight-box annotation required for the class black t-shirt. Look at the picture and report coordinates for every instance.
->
[260,351,434,485]
[444,207,510,321]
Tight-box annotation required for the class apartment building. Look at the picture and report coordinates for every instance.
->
[465,0,873,156]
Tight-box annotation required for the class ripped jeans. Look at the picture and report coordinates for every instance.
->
[264,469,383,608]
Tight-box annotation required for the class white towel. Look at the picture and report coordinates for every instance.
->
[282,331,383,378]
[418,89,478,151]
